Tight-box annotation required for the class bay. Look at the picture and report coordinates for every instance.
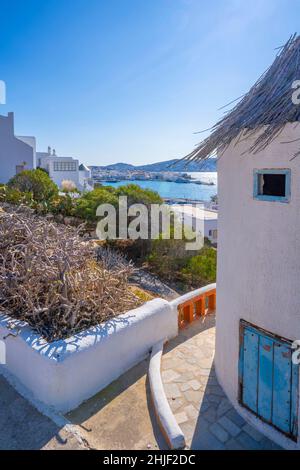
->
[101,172,218,202]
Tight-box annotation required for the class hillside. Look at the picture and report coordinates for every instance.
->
[101,163,136,171]
[91,158,217,173]
[137,158,217,172]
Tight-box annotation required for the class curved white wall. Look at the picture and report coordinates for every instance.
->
[0,298,178,413]
[215,123,300,449]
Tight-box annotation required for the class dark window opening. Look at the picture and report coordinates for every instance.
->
[258,173,286,197]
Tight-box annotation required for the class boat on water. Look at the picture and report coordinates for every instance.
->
[194,180,215,186]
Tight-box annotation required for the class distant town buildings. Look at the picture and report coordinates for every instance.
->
[90,166,215,187]
[0,112,92,191]
[90,166,194,184]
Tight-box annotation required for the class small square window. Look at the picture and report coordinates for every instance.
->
[254,169,291,203]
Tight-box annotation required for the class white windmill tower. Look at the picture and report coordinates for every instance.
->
[184,35,300,449]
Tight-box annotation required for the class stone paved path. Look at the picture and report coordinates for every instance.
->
[67,359,167,450]
[0,375,87,450]
[162,315,281,450]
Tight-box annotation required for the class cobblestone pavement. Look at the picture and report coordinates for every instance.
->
[162,315,281,450]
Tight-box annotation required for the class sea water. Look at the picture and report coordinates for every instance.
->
[101,172,218,202]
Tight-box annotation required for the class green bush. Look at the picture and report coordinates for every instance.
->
[74,184,163,222]
[147,219,202,275]
[148,235,190,279]
[182,246,217,284]
[115,184,162,205]
[48,194,77,216]
[8,169,58,202]
[74,186,119,221]
[36,167,50,176]
[0,185,33,205]
[147,235,217,289]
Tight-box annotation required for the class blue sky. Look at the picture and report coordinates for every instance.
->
[1,0,300,166]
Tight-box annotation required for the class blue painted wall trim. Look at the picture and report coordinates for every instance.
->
[239,320,299,441]
[253,168,291,203]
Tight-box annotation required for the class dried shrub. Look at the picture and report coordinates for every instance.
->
[96,246,132,271]
[61,179,77,193]
[0,206,142,341]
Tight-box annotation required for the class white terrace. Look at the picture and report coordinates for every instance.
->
[0,285,279,450]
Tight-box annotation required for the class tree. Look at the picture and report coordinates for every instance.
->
[74,186,119,221]
[74,184,163,223]
[115,184,162,205]
[8,169,58,202]
[182,246,217,283]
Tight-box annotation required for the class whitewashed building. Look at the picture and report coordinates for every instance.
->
[78,163,93,191]
[185,35,300,449]
[172,205,218,245]
[0,110,93,191]
[37,148,93,191]
[0,112,36,183]
[37,147,79,188]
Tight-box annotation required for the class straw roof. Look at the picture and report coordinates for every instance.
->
[185,34,300,162]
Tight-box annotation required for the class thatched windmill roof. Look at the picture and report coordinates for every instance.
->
[185,34,300,162]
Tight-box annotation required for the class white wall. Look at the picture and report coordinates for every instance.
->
[0,113,35,183]
[49,168,80,189]
[0,298,178,413]
[215,123,300,449]
[16,135,36,169]
[172,206,218,244]
[204,218,218,243]
[38,154,80,189]
[79,167,92,190]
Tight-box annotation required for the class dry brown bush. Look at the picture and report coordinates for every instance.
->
[0,205,142,341]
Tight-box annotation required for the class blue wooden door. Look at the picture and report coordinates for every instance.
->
[239,321,299,440]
